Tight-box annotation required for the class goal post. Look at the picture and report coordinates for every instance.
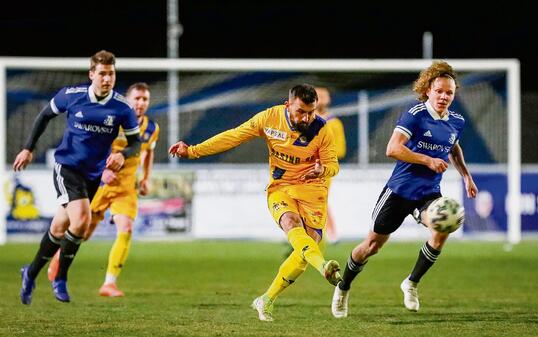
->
[0,57,521,244]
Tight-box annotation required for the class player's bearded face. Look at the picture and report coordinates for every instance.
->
[89,64,116,97]
[287,98,316,133]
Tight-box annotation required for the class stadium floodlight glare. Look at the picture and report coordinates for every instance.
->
[0,57,520,245]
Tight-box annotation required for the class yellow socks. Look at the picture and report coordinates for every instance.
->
[286,227,325,274]
[265,250,308,301]
[106,231,132,280]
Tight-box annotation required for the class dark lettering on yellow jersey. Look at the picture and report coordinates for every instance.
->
[270,148,301,164]
[187,104,339,187]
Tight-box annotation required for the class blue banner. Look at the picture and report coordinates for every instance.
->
[463,173,538,232]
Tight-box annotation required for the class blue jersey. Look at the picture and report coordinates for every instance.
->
[386,101,465,200]
[50,84,140,180]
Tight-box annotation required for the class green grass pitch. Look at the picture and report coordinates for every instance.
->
[1,240,537,336]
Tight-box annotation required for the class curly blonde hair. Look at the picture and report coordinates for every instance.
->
[413,60,459,102]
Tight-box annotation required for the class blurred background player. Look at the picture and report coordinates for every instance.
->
[331,61,478,317]
[169,84,342,321]
[48,82,159,297]
[14,50,141,304]
[315,87,346,242]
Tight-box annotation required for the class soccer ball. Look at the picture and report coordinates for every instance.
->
[426,197,465,233]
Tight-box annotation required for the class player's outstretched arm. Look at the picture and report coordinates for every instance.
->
[170,112,263,160]
[169,141,189,158]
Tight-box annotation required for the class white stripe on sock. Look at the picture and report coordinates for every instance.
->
[421,243,438,263]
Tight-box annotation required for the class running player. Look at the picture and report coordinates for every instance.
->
[331,60,478,317]
[47,82,159,298]
[14,50,140,304]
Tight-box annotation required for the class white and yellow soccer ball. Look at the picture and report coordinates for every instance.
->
[426,197,465,233]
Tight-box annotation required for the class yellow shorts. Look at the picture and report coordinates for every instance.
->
[267,184,328,230]
[90,184,138,224]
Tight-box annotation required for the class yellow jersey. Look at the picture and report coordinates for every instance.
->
[111,115,160,188]
[187,105,339,188]
[325,116,346,160]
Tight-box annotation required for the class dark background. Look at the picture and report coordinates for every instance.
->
[2,1,537,161]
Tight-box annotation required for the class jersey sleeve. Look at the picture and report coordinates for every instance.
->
[328,118,346,159]
[456,115,466,144]
[121,107,140,136]
[187,110,265,159]
[148,122,160,150]
[394,109,421,139]
[318,127,339,179]
[49,87,69,114]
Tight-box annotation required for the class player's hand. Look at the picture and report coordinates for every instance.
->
[464,175,478,198]
[13,149,33,171]
[101,168,118,185]
[300,159,324,181]
[427,157,449,173]
[169,141,189,158]
[106,152,124,171]
[139,178,150,196]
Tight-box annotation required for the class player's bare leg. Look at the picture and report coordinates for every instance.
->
[332,231,389,318]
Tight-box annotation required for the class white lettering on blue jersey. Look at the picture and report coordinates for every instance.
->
[51,84,139,180]
[387,101,465,200]
[73,122,114,134]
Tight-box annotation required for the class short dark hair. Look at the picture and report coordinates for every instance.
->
[289,84,318,104]
[126,82,150,96]
[90,50,116,71]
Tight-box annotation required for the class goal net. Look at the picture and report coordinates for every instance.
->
[0,58,521,243]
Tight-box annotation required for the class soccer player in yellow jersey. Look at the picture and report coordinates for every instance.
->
[48,82,159,297]
[169,84,342,321]
[315,87,346,242]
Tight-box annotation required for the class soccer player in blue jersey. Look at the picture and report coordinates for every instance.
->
[13,50,141,305]
[331,61,478,317]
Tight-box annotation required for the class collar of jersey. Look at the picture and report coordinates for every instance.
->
[425,101,449,121]
[284,108,296,131]
[88,85,113,105]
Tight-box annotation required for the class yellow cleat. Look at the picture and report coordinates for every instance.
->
[323,260,342,286]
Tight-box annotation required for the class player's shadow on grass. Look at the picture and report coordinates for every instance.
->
[384,311,537,324]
